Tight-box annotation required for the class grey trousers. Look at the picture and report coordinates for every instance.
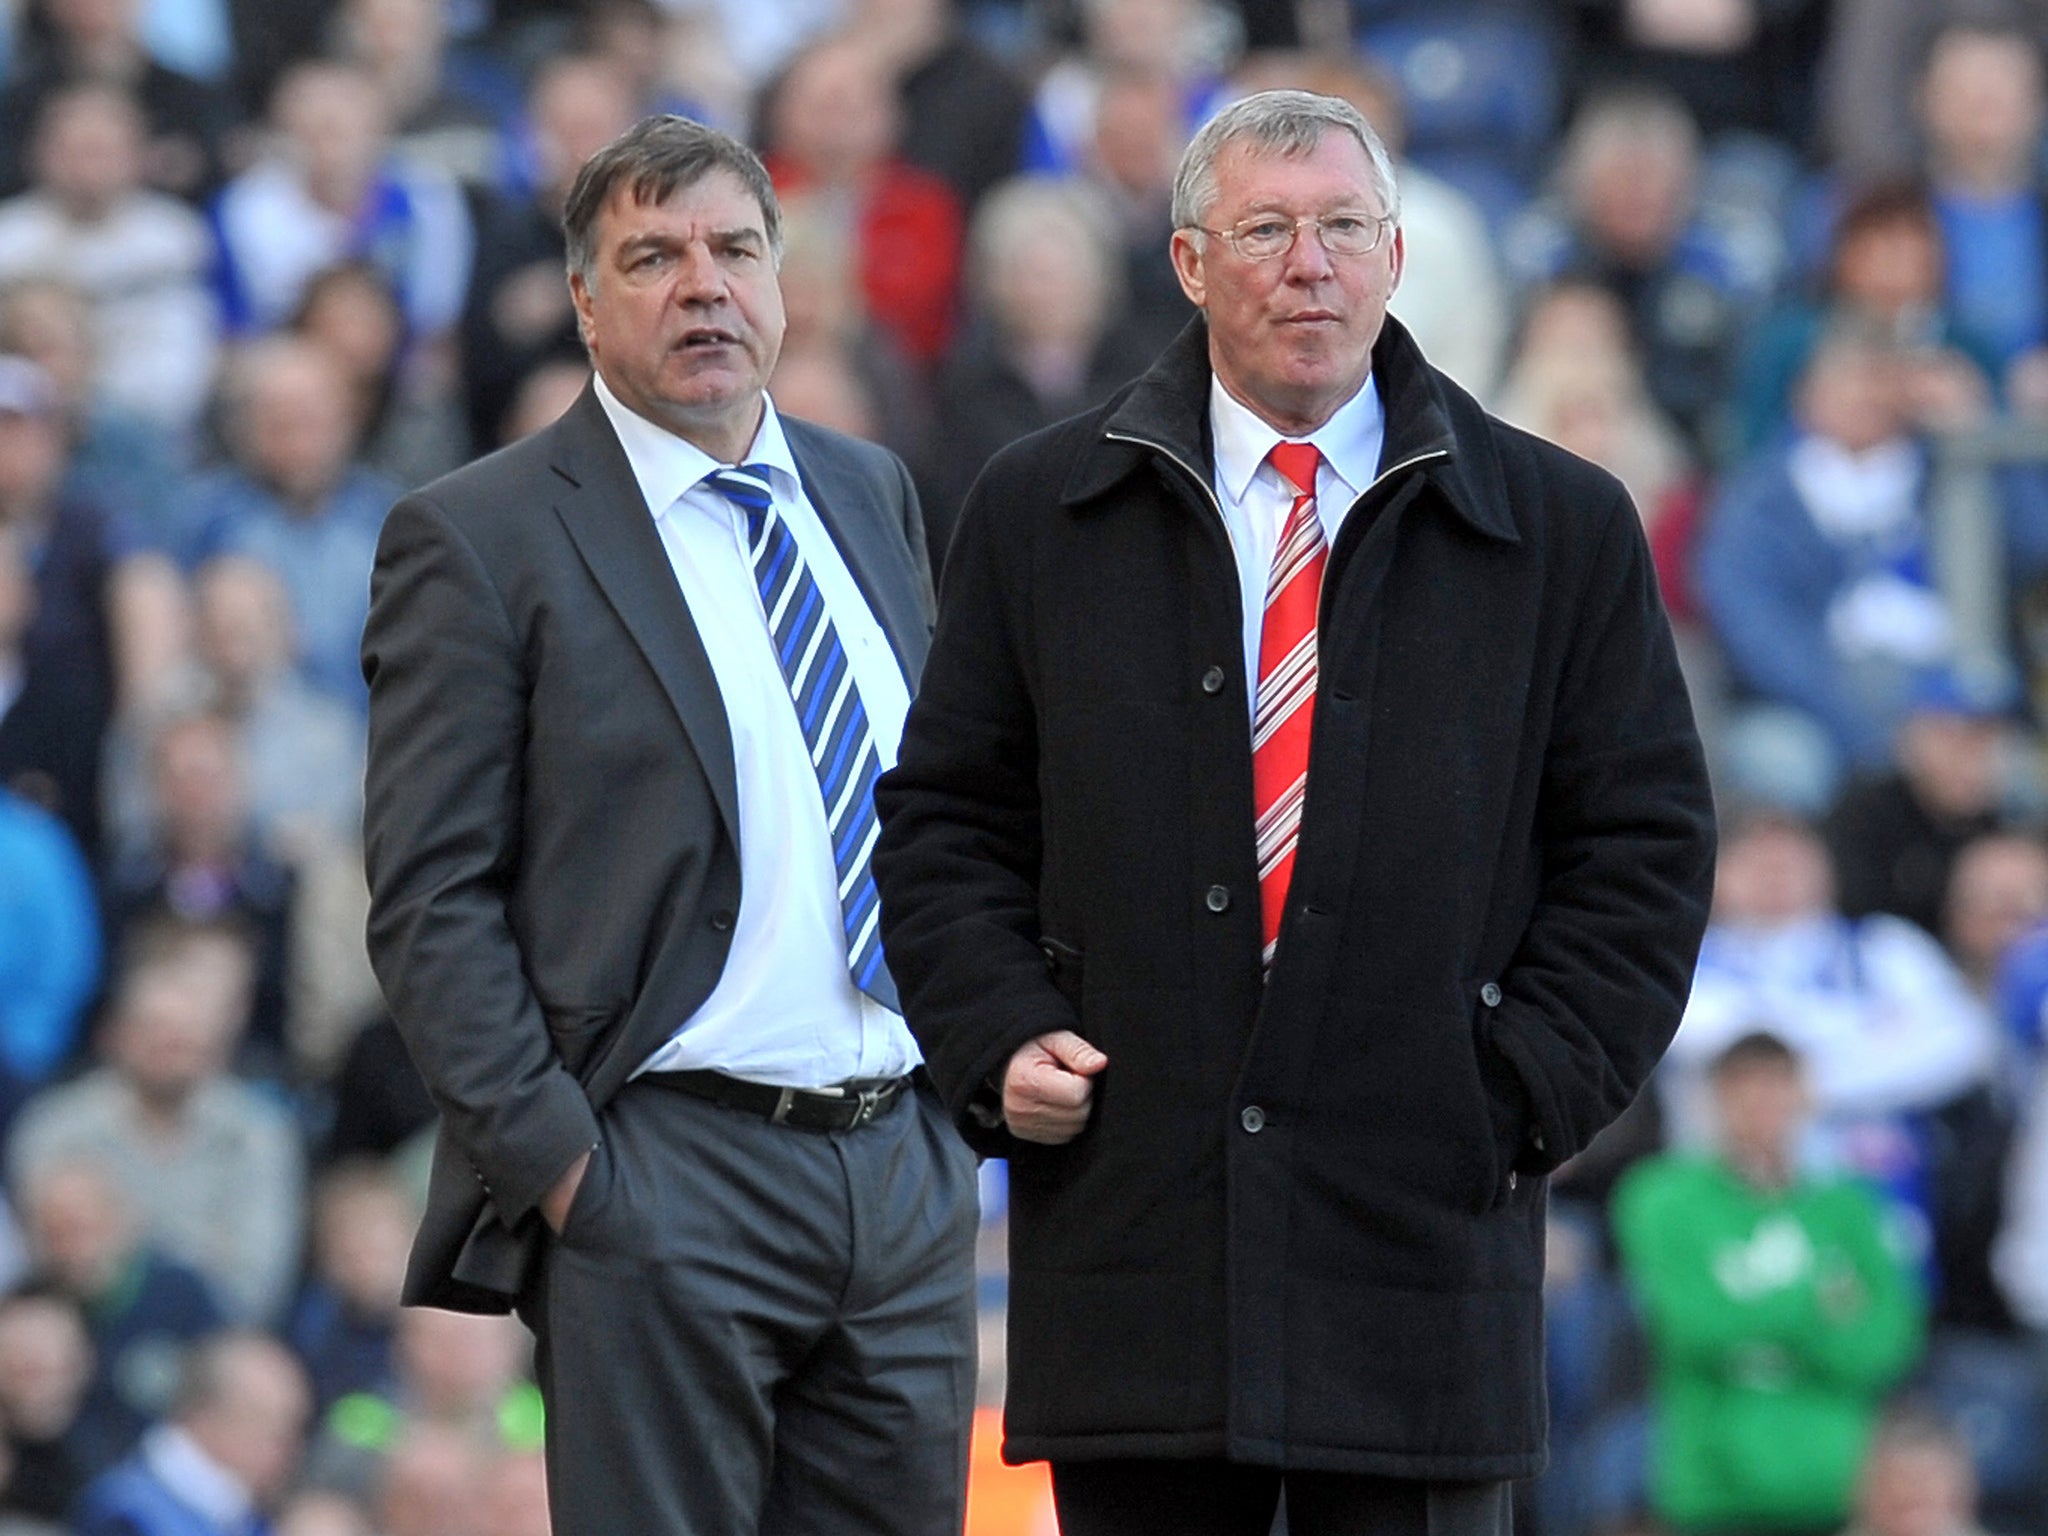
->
[528,1076,979,1535]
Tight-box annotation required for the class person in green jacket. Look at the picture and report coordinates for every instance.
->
[1614,1030,1926,1535]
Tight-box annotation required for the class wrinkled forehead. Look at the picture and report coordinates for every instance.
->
[601,168,771,237]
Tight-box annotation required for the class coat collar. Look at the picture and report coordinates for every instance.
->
[1069,313,1519,545]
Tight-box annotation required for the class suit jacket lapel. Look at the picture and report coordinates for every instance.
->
[784,418,932,685]
[547,388,742,846]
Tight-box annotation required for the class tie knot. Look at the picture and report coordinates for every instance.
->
[703,463,776,518]
[1268,442,1322,498]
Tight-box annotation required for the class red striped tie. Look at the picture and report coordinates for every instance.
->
[1254,441,1327,971]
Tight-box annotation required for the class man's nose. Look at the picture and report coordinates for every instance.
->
[1281,222,1336,281]
[673,243,726,300]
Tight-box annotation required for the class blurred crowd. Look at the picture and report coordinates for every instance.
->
[9,0,2048,1532]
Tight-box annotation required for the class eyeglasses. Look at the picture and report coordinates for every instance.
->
[1187,210,1393,262]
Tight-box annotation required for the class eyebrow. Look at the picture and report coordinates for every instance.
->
[616,227,767,256]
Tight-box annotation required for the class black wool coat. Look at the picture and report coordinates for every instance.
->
[873,316,1716,1477]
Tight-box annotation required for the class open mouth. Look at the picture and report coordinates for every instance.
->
[678,327,742,350]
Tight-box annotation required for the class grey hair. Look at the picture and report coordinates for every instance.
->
[970,176,1119,301]
[1559,85,1699,196]
[1170,89,1401,232]
[562,114,784,284]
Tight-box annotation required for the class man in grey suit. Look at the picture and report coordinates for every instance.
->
[360,115,978,1535]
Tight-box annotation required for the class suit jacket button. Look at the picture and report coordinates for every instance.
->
[1241,1105,1266,1133]
[1480,982,1502,1007]
[710,909,736,932]
[1205,884,1230,913]
[1201,665,1227,695]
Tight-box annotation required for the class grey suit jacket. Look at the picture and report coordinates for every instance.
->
[361,384,935,1312]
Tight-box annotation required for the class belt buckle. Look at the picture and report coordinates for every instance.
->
[847,1084,886,1129]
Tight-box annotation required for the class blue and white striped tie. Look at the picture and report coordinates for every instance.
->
[703,465,898,1012]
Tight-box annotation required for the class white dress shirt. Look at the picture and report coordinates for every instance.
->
[593,377,921,1088]
[1208,374,1388,721]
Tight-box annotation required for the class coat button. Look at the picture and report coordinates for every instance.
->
[1205,884,1230,913]
[1507,1170,1519,1194]
[710,909,736,933]
[1480,982,1502,1007]
[1241,1105,1266,1133]
[1200,665,1226,695]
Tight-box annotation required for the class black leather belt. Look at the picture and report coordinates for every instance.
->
[643,1069,912,1132]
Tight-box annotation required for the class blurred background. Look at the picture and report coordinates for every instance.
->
[5,0,2048,1532]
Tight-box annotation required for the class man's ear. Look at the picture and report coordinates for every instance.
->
[1387,225,1406,296]
[1170,228,1208,310]
[568,269,596,352]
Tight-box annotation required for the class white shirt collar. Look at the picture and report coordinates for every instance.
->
[1209,371,1386,505]
[141,1424,255,1530]
[591,373,802,521]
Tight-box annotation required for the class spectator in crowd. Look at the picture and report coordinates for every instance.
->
[305,1309,540,1503]
[0,278,188,547]
[1995,1051,2048,1329]
[572,0,743,131]
[9,918,306,1324]
[1664,810,1999,1230]
[181,336,401,714]
[331,0,513,188]
[1699,329,1964,794]
[0,1284,121,1524]
[16,1160,224,1452]
[0,783,97,1127]
[0,0,235,203]
[0,356,122,863]
[495,357,588,448]
[209,57,473,341]
[106,555,363,861]
[774,201,931,464]
[317,1013,433,1168]
[1075,63,1193,363]
[1826,664,2032,939]
[474,1449,548,1536]
[1735,182,1996,459]
[1942,832,2048,996]
[1506,82,1782,453]
[371,1424,489,1536]
[1022,0,1233,179]
[101,709,294,1058]
[1567,0,1832,152]
[766,342,886,444]
[274,1488,373,1536]
[289,261,467,492]
[0,82,219,439]
[850,0,1029,213]
[639,0,839,102]
[1821,0,2048,184]
[73,1330,311,1536]
[1614,1031,1925,1536]
[1915,22,2048,405]
[1494,280,1701,621]
[459,51,634,458]
[1839,1407,1998,1536]
[762,32,967,369]
[922,177,1150,561]
[283,1161,411,1415]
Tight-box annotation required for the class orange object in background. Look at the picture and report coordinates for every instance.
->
[966,1406,1059,1536]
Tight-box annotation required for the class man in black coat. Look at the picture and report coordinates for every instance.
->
[874,89,1717,1535]
[362,116,976,1534]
